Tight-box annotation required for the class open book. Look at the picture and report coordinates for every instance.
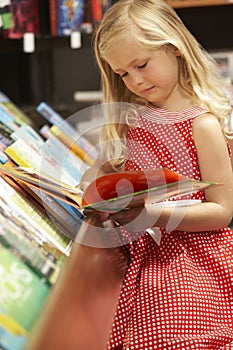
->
[0,164,218,213]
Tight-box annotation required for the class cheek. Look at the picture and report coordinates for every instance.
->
[152,55,179,85]
[155,66,179,87]
[123,79,136,93]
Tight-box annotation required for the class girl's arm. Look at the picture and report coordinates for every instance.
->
[109,113,233,233]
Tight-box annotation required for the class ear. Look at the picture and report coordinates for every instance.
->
[167,44,181,56]
[174,47,181,56]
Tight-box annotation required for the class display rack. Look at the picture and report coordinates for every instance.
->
[167,0,233,8]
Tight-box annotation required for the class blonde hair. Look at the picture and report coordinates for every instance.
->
[94,0,232,168]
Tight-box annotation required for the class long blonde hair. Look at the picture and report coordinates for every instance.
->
[94,0,232,168]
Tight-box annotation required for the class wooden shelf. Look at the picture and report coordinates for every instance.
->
[167,0,233,8]
[0,34,92,54]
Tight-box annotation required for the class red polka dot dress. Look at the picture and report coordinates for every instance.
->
[107,106,233,349]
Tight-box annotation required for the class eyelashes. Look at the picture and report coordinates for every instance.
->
[119,62,148,79]
[121,72,128,78]
[138,62,147,69]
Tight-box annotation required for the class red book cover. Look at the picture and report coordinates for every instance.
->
[4,0,40,39]
[0,165,217,213]
[91,0,102,25]
[49,0,57,36]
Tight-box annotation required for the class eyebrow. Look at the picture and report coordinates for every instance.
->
[114,58,144,73]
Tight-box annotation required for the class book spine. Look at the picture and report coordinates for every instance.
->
[37,101,66,125]
[91,0,102,25]
[49,0,57,36]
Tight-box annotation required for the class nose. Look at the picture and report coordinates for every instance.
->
[132,72,144,86]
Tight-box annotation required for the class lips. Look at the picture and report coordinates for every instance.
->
[141,86,155,94]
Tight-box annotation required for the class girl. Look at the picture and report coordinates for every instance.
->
[80,0,233,348]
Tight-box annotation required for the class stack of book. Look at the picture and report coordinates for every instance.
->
[0,91,97,350]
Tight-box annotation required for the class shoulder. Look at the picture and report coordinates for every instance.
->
[192,112,222,140]
[192,112,228,155]
[193,112,220,129]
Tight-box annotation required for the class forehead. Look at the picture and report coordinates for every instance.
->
[104,37,149,71]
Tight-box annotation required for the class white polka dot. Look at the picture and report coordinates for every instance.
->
[107,106,233,349]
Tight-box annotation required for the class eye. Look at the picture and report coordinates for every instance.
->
[138,62,147,69]
[120,72,128,79]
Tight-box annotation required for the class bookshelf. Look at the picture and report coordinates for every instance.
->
[0,34,93,54]
[167,0,233,8]
[0,2,232,112]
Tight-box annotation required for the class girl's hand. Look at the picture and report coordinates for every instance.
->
[109,206,149,232]
[78,180,91,193]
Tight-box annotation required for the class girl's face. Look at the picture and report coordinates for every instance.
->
[105,36,187,110]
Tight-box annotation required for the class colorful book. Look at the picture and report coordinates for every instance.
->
[56,0,85,36]
[49,0,57,36]
[0,1,14,30]
[50,124,95,166]
[0,92,31,131]
[4,137,83,187]
[0,105,20,132]
[9,124,86,184]
[0,165,80,244]
[11,124,45,149]
[0,176,72,255]
[4,139,40,168]
[0,121,13,139]
[36,102,99,160]
[0,193,47,250]
[91,0,102,25]
[4,135,84,221]
[0,308,28,350]
[0,150,9,164]
[0,213,61,286]
[4,0,40,39]
[0,132,12,164]
[0,244,50,332]
[42,134,88,185]
[17,182,84,240]
[0,193,65,262]
[88,0,111,28]
[0,165,218,213]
